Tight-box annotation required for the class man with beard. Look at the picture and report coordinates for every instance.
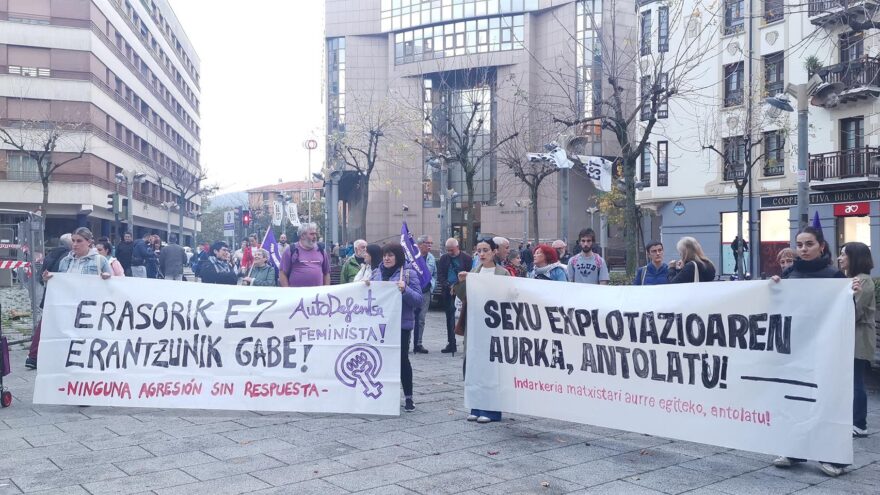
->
[115,232,134,276]
[566,228,609,285]
[279,223,330,287]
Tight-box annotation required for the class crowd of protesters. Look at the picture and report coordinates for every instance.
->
[26,220,875,475]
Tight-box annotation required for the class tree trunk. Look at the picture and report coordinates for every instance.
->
[735,189,745,279]
[347,176,370,241]
[530,185,540,245]
[178,197,185,245]
[623,157,639,278]
[41,177,50,221]
[464,172,476,250]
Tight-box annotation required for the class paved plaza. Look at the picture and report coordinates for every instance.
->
[1,305,880,494]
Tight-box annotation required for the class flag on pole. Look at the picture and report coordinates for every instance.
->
[261,226,282,268]
[577,155,614,192]
[401,221,432,289]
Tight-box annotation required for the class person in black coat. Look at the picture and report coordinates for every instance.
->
[115,232,134,276]
[667,236,717,283]
[197,241,238,285]
[780,227,844,280]
[436,238,472,354]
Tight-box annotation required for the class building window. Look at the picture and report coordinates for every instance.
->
[841,117,864,151]
[640,10,651,56]
[327,37,346,135]
[724,0,744,35]
[7,66,50,77]
[380,0,540,32]
[640,75,652,121]
[723,62,744,107]
[840,31,864,63]
[723,136,746,180]
[393,14,525,64]
[658,7,669,52]
[764,52,784,97]
[658,72,668,118]
[764,0,783,23]
[763,131,785,176]
[576,0,603,150]
[640,146,651,184]
[657,141,668,186]
[6,152,41,181]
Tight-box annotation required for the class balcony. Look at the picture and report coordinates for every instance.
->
[808,0,879,26]
[808,147,880,190]
[817,57,880,105]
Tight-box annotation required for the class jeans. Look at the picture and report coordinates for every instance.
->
[28,319,42,360]
[401,329,413,397]
[131,265,147,278]
[442,289,457,346]
[855,359,869,430]
[413,288,431,348]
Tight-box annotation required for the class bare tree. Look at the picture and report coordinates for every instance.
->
[412,68,519,248]
[0,120,87,220]
[154,162,218,241]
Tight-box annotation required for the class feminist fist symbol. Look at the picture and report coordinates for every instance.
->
[335,344,384,399]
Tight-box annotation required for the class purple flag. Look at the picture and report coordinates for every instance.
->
[811,211,823,230]
[401,221,432,289]
[261,227,282,268]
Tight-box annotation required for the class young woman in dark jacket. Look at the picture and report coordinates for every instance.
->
[368,242,423,412]
[198,241,238,285]
[771,226,860,477]
[668,236,716,283]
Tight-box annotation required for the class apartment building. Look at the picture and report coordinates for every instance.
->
[325,0,636,252]
[636,0,880,276]
[0,0,201,244]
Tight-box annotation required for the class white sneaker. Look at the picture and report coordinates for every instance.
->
[854,426,868,438]
[466,415,478,422]
[772,456,793,467]
[476,416,492,423]
[819,463,843,477]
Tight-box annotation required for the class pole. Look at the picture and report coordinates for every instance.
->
[560,168,570,242]
[439,164,449,242]
[522,206,527,244]
[126,178,134,234]
[599,214,608,258]
[307,149,313,225]
[797,87,809,229]
[331,173,340,246]
[166,207,171,242]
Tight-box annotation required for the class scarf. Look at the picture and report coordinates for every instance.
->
[208,256,232,273]
[380,265,399,281]
[354,255,365,265]
[792,256,830,273]
[533,261,562,276]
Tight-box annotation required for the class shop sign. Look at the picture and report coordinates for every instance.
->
[833,202,870,217]
[761,188,880,209]
[673,201,686,215]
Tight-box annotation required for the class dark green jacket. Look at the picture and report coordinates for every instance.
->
[340,256,362,284]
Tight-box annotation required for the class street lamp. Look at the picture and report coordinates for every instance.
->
[303,139,318,224]
[427,156,452,242]
[515,199,532,244]
[764,76,842,229]
[160,201,177,242]
[115,171,146,234]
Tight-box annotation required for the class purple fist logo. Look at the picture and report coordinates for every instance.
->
[335,344,383,399]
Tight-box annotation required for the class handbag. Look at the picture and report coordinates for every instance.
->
[1,336,10,377]
[454,299,467,336]
[692,261,700,283]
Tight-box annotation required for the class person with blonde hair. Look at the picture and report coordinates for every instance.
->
[776,247,795,274]
[668,236,716,283]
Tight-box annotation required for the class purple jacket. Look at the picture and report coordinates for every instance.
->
[370,264,423,331]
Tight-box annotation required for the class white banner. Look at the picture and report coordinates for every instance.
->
[35,275,401,415]
[272,201,283,226]
[287,203,301,227]
[464,276,854,464]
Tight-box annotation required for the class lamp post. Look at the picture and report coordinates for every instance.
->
[160,201,177,242]
[586,206,598,235]
[115,171,146,235]
[303,139,318,224]
[515,199,531,244]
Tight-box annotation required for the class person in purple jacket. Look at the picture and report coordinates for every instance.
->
[368,242,423,412]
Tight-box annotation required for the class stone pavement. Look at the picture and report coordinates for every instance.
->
[1,308,880,494]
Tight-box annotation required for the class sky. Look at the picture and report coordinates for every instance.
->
[169,0,326,194]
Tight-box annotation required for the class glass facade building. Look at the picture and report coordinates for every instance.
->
[381,0,539,32]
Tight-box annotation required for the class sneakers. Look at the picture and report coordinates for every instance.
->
[466,414,478,422]
[413,346,429,354]
[819,463,843,477]
[854,426,868,438]
[476,416,492,423]
[440,344,457,354]
[24,357,37,370]
[772,456,794,467]
[404,399,415,412]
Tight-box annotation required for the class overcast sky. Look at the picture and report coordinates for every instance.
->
[169,1,326,193]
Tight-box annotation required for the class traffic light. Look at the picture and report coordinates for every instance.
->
[106,193,119,214]
[121,197,129,219]
[242,210,252,226]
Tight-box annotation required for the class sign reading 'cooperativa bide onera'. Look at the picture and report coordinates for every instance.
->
[35,275,402,415]
[464,275,855,464]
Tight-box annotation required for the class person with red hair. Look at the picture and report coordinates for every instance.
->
[528,244,567,281]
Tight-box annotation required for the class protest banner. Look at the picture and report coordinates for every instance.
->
[35,274,401,415]
[464,276,855,464]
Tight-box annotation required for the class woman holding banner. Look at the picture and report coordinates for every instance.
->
[528,244,567,281]
[456,238,510,423]
[243,249,277,286]
[368,242,422,412]
[198,241,238,285]
[838,242,875,439]
[44,228,112,281]
[95,241,125,277]
[771,227,861,477]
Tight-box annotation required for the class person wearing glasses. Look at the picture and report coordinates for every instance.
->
[633,241,670,285]
[197,241,238,285]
